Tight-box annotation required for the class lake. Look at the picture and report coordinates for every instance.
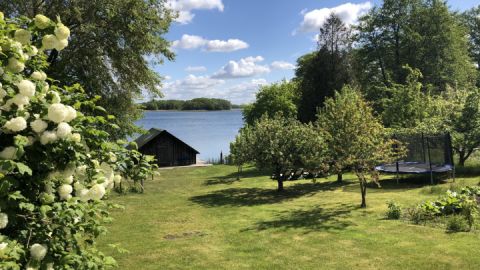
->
[136,110,244,160]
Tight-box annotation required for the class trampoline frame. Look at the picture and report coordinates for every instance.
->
[375,133,455,184]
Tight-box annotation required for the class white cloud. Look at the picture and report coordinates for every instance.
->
[206,39,249,52]
[225,79,269,104]
[172,34,248,52]
[185,66,207,72]
[168,0,224,24]
[172,34,207,50]
[297,2,372,33]
[212,56,271,79]
[271,61,296,70]
[164,74,224,91]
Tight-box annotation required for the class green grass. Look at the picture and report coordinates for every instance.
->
[98,165,480,270]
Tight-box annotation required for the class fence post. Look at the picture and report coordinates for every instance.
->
[426,136,434,185]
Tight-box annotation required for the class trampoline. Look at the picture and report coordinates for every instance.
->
[375,133,455,184]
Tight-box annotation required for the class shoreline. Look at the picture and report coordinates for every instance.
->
[143,108,243,112]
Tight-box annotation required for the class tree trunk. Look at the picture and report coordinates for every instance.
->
[360,181,367,208]
[458,156,466,167]
[458,150,466,167]
[237,166,241,180]
[356,171,367,208]
[337,173,343,183]
[277,179,284,192]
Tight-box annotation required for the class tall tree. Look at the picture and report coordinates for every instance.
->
[296,13,352,123]
[242,81,298,126]
[1,0,175,137]
[316,86,401,208]
[463,5,480,85]
[317,13,350,54]
[355,0,476,98]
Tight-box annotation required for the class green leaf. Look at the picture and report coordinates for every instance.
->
[15,163,32,176]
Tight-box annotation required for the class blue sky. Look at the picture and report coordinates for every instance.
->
[151,0,479,104]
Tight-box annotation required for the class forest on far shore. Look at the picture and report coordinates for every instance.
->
[142,98,243,111]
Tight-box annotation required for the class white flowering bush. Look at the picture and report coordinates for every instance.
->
[0,13,156,269]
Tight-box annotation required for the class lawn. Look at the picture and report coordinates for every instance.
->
[98,165,480,270]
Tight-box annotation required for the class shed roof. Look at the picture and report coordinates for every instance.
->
[133,128,200,154]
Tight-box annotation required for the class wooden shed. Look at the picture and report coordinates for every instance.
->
[133,128,199,167]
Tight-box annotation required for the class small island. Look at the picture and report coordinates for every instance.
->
[142,98,243,111]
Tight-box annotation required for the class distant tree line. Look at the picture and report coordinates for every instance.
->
[142,98,236,111]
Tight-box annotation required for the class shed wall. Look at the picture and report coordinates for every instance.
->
[139,133,196,167]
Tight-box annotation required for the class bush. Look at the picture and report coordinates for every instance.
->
[446,215,470,232]
[406,207,431,225]
[0,13,157,269]
[406,187,480,231]
[386,201,402,219]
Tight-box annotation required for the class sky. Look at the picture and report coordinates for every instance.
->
[149,0,479,105]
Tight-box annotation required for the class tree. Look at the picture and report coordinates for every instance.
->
[230,126,254,180]
[463,5,480,85]
[316,86,401,207]
[425,88,480,167]
[296,13,352,123]
[242,81,298,126]
[355,0,476,97]
[232,115,327,191]
[1,0,175,138]
[381,66,428,129]
[451,89,480,166]
[317,13,350,54]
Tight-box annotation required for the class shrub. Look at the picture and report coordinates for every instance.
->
[446,215,470,232]
[386,201,402,219]
[406,207,431,225]
[460,198,479,230]
[0,13,156,269]
[407,187,480,231]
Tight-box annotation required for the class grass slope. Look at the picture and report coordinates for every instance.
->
[98,165,480,270]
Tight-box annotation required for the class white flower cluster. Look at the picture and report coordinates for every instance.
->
[31,119,48,133]
[48,103,77,124]
[0,78,38,113]
[31,71,47,81]
[49,162,119,203]
[88,184,106,201]
[0,212,8,229]
[40,20,70,51]
[35,103,80,144]
[58,184,73,200]
[3,116,27,132]
[30,243,47,261]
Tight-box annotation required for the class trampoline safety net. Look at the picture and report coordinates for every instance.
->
[375,133,454,174]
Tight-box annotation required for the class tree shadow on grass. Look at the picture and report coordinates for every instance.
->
[342,176,440,194]
[203,168,269,186]
[190,181,349,207]
[242,204,357,233]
